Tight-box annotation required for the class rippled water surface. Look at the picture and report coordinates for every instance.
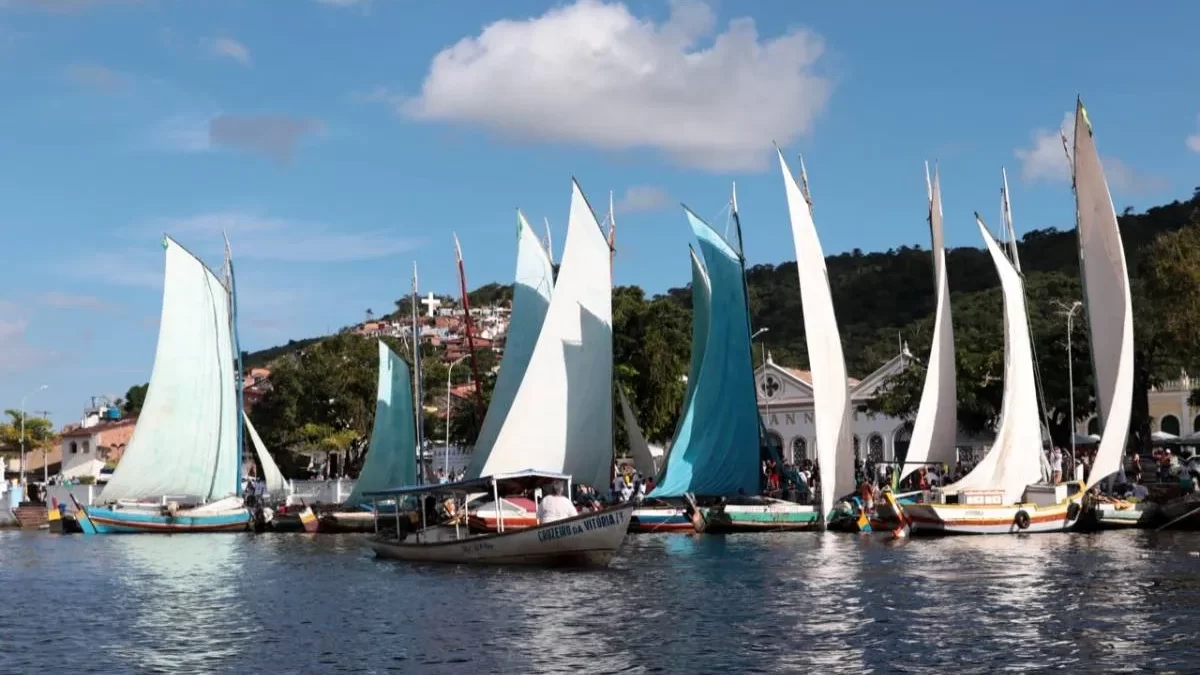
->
[3,529,1199,674]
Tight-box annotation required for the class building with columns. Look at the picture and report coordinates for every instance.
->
[755,349,913,466]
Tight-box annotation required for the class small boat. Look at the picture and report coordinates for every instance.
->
[80,237,251,534]
[366,471,634,567]
[628,505,693,533]
[466,496,539,533]
[685,494,819,532]
[1075,494,1159,531]
[1156,492,1200,530]
[320,340,420,533]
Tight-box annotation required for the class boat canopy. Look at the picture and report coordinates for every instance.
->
[364,469,573,498]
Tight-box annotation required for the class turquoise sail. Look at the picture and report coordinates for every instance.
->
[650,209,760,498]
[465,211,555,479]
[657,246,711,484]
[344,341,417,506]
[99,238,240,503]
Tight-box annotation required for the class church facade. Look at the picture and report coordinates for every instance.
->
[755,349,913,466]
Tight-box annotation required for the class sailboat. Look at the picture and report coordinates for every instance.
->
[462,210,555,532]
[317,341,418,533]
[628,247,711,533]
[658,201,818,532]
[852,166,959,534]
[777,151,857,528]
[364,179,636,566]
[242,411,295,531]
[76,237,250,534]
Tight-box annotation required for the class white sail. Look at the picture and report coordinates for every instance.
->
[941,220,1044,503]
[481,180,612,491]
[243,411,286,495]
[617,386,656,478]
[465,211,555,478]
[899,167,959,483]
[777,151,855,520]
[1073,100,1135,488]
[101,238,240,502]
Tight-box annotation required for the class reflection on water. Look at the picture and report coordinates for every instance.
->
[2,530,1200,674]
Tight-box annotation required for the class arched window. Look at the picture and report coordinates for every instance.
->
[1161,415,1181,436]
[1087,416,1100,435]
[70,441,78,455]
[765,431,784,454]
[853,435,861,463]
[791,437,807,463]
[868,433,885,463]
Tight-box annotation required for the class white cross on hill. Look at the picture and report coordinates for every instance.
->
[420,292,441,317]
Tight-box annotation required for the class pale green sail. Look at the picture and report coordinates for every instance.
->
[244,411,286,495]
[344,341,417,506]
[101,238,240,502]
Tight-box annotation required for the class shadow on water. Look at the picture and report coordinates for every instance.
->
[3,529,1200,674]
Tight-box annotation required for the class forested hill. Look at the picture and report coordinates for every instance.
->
[245,190,1200,380]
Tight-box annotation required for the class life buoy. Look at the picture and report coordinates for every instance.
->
[1014,510,1031,530]
[1067,502,1082,520]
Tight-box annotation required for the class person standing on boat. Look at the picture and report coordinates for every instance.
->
[1050,447,1063,484]
[537,483,577,523]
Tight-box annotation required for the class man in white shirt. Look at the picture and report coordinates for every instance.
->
[537,483,578,524]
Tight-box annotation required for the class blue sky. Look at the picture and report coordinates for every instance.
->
[1,0,1198,424]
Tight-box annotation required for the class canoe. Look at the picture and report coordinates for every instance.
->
[81,496,251,534]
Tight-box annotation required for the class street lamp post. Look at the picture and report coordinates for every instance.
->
[1055,300,1083,478]
[751,327,770,369]
[19,385,49,488]
[445,356,469,478]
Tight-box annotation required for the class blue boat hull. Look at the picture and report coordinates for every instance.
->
[81,505,251,534]
[629,507,693,532]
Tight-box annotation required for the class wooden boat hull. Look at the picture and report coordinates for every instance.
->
[698,502,819,533]
[81,498,251,534]
[370,504,635,567]
[1076,499,1159,531]
[629,506,693,533]
[902,499,1081,535]
[318,510,377,533]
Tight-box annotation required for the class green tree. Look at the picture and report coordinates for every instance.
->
[122,383,149,416]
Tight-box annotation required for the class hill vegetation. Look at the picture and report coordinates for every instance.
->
[221,187,1200,472]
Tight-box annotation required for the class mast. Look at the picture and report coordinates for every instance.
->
[1001,167,1021,270]
[411,262,425,482]
[223,232,245,497]
[453,234,487,426]
[608,190,616,271]
[731,181,766,457]
[544,217,554,266]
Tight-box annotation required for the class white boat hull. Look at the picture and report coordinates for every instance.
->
[902,499,1082,535]
[370,504,635,567]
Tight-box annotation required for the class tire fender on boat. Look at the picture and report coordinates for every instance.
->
[1014,510,1031,530]
[1066,502,1082,521]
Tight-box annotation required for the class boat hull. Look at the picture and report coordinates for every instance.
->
[370,504,635,567]
[629,506,693,533]
[698,501,819,533]
[1076,500,1159,531]
[902,499,1081,535]
[318,511,377,533]
[82,498,251,534]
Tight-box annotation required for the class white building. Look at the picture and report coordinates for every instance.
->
[755,349,912,466]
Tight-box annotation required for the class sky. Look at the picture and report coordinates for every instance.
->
[1,0,1198,425]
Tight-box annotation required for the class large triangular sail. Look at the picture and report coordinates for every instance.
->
[778,151,855,520]
[1072,100,1135,488]
[345,341,417,506]
[465,211,555,479]
[243,412,286,495]
[480,180,612,492]
[899,166,958,482]
[651,210,760,498]
[940,219,1044,503]
[101,238,240,502]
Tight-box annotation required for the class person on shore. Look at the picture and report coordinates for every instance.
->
[537,483,578,524]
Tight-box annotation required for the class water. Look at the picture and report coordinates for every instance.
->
[2,530,1199,674]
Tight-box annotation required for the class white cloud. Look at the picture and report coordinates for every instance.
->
[393,0,832,172]
[1187,115,1200,153]
[209,37,250,66]
[1014,112,1074,183]
[1015,111,1167,195]
[615,185,672,215]
[64,63,131,93]
[37,292,114,311]
[208,115,323,164]
[151,211,423,263]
